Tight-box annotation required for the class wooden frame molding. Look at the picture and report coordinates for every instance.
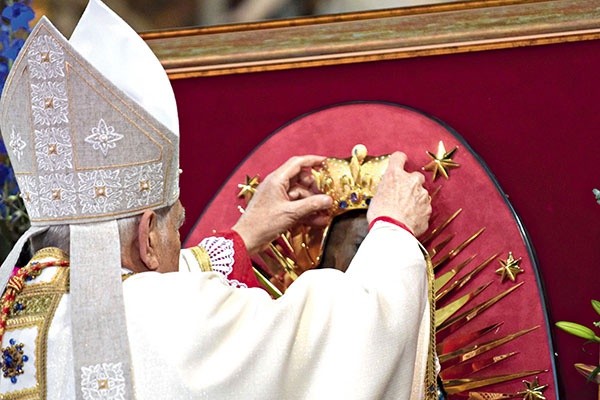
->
[142,0,600,78]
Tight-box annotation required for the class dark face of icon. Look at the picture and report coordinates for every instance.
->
[319,210,369,272]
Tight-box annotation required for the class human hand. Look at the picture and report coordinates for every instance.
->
[232,155,333,254]
[366,152,431,237]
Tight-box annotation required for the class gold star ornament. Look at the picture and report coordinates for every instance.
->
[495,252,524,282]
[237,175,260,203]
[522,377,548,400]
[423,140,460,181]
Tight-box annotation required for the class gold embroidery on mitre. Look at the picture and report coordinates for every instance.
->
[2,19,179,225]
[312,144,389,217]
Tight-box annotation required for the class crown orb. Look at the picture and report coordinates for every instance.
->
[352,144,367,163]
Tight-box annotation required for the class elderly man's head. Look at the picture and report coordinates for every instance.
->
[31,201,185,273]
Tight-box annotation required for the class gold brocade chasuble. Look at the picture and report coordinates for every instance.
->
[0,248,69,399]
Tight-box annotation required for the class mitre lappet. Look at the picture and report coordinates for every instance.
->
[0,0,179,397]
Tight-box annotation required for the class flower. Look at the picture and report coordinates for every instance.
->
[556,300,600,384]
[0,0,34,262]
[554,196,600,385]
[0,1,35,92]
[2,3,34,31]
[1,36,23,60]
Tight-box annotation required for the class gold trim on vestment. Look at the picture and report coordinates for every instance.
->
[420,243,439,399]
[189,246,213,272]
[2,250,70,400]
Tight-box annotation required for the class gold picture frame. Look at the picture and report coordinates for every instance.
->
[143,0,600,79]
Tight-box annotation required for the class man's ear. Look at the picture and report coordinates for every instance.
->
[138,209,161,271]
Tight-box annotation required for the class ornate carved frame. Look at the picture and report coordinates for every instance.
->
[143,0,600,79]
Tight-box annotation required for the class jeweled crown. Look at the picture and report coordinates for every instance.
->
[312,144,389,216]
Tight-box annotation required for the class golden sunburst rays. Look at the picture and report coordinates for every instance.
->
[436,254,498,302]
[435,254,476,294]
[419,139,548,396]
[443,370,548,396]
[437,282,524,334]
[464,377,549,399]
[436,282,492,328]
[422,208,463,245]
[433,228,486,270]
[439,326,539,367]
[443,351,520,377]
[236,139,550,397]
[437,322,504,355]
[423,140,460,181]
[423,203,547,396]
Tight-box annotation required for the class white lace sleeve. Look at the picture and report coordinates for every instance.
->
[198,236,248,288]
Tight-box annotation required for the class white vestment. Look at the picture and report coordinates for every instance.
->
[3,220,429,399]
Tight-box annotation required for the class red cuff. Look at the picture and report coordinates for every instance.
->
[368,216,414,236]
[217,230,261,288]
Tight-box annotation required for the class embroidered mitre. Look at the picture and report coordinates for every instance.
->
[0,6,179,224]
[0,1,181,399]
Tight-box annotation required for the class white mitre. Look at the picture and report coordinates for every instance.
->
[0,1,179,398]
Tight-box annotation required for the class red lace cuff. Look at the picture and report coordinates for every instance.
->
[220,229,260,288]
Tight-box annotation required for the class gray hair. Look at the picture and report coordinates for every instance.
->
[30,206,171,253]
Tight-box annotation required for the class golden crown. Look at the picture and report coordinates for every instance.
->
[312,144,389,216]
[236,145,390,293]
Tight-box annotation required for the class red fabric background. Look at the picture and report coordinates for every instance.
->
[174,39,600,398]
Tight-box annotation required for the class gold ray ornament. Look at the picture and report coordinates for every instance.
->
[522,376,548,400]
[442,351,518,377]
[437,322,503,354]
[467,393,520,400]
[421,208,463,245]
[433,228,486,270]
[423,140,460,181]
[461,376,549,400]
[444,370,547,395]
[237,175,260,202]
[495,252,524,283]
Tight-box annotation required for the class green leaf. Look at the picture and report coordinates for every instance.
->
[592,299,600,317]
[556,321,600,342]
